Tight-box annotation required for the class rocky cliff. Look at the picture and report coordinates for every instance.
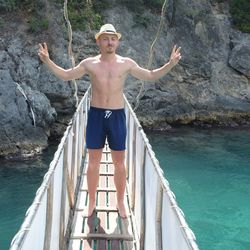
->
[0,0,249,158]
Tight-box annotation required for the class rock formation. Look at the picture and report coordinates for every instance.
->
[0,0,249,158]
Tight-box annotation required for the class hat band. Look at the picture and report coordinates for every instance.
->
[103,30,116,33]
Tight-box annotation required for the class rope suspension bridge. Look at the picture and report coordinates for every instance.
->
[10,1,199,249]
[10,89,199,250]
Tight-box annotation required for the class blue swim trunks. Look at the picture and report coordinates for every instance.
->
[86,106,126,151]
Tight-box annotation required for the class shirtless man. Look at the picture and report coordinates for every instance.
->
[38,23,181,218]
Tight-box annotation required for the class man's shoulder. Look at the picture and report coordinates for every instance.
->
[116,55,136,65]
[81,55,100,63]
[79,55,100,68]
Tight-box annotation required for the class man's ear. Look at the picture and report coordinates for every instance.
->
[96,39,100,46]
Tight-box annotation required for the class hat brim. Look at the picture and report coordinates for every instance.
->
[95,32,121,40]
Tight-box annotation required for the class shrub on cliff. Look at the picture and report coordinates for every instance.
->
[230,0,250,33]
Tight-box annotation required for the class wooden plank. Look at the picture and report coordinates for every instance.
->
[69,146,137,250]
[71,120,77,191]
[130,122,137,211]
[59,146,67,250]
[43,180,53,250]
[100,152,112,163]
[96,176,107,250]
[140,146,146,250]
[75,174,88,212]
[68,189,88,250]
[80,187,116,192]
[119,185,134,250]
[80,176,88,191]
[120,221,134,250]
[81,162,95,250]
[71,162,93,250]
[71,233,133,241]
[83,172,114,176]
[155,183,163,250]
[105,152,112,163]
[82,210,96,249]
[100,163,108,174]
[99,161,114,165]
[108,175,121,250]
[68,211,84,250]
[75,206,117,212]
[107,163,115,174]
[66,163,74,209]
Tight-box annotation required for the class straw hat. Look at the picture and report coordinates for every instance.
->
[95,24,121,40]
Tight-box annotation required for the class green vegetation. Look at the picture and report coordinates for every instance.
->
[121,0,164,28]
[28,17,49,33]
[0,0,16,11]
[134,14,151,28]
[0,0,249,33]
[0,0,49,33]
[143,0,165,10]
[58,0,110,31]
[230,0,250,33]
[122,0,164,11]
[0,17,4,29]
[0,0,33,12]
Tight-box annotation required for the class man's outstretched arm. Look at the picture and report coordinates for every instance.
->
[38,43,86,81]
[128,45,181,81]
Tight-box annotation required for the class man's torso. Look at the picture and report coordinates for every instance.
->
[83,55,130,109]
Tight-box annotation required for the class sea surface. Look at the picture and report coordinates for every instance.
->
[0,145,56,250]
[0,128,250,250]
[148,128,250,250]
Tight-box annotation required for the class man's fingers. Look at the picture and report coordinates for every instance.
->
[171,45,176,55]
[38,42,48,51]
[38,43,43,50]
[176,46,181,54]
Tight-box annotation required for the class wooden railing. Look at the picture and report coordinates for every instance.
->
[9,88,90,250]
[124,97,199,250]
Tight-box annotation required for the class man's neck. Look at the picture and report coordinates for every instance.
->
[100,53,117,62]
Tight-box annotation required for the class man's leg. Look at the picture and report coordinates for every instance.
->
[86,148,103,216]
[111,149,127,218]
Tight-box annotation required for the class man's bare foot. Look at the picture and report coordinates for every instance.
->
[117,202,127,219]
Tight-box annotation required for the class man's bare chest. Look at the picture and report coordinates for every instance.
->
[90,65,125,81]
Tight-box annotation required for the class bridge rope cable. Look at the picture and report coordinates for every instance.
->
[63,0,79,107]
[15,82,36,127]
[133,0,168,111]
[63,0,168,110]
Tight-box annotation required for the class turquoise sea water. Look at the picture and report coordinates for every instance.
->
[148,128,250,250]
[0,146,56,250]
[1,129,250,250]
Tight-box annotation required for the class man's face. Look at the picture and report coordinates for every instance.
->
[97,34,119,54]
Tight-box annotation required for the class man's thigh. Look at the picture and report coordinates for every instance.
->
[110,150,125,166]
[107,110,126,151]
[86,108,106,149]
[88,149,103,166]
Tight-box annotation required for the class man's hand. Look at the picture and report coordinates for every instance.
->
[169,45,181,66]
[38,43,50,63]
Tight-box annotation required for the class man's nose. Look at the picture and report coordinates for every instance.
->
[108,38,114,44]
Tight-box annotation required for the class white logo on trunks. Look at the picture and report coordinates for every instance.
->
[104,110,112,119]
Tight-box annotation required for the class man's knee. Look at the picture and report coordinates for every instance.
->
[113,161,125,170]
[88,161,100,170]
[88,149,103,167]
